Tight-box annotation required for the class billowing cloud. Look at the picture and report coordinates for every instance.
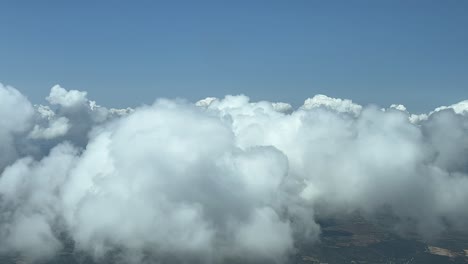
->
[28,117,70,140]
[301,94,362,116]
[1,83,468,263]
[433,100,468,115]
[46,85,88,108]
[0,83,35,169]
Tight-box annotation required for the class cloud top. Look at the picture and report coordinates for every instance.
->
[1,83,468,263]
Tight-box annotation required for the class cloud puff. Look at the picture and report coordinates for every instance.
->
[197,94,468,237]
[301,94,362,116]
[1,83,468,263]
[0,83,35,169]
[28,117,70,140]
[434,100,468,116]
[46,85,88,108]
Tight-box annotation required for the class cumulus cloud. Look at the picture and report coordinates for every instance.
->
[46,85,88,108]
[0,83,35,169]
[1,82,468,263]
[434,100,468,115]
[301,94,362,116]
[28,117,70,140]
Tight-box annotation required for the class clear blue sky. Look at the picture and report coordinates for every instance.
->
[1,0,467,112]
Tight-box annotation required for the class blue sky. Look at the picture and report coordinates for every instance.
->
[1,0,467,112]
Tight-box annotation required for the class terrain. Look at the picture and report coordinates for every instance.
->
[295,213,468,264]
[2,213,468,264]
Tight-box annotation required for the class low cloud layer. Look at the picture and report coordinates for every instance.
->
[1,82,468,263]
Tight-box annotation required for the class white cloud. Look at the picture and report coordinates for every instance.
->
[35,104,55,120]
[196,97,218,107]
[1,83,468,263]
[433,100,468,115]
[0,83,35,169]
[46,85,88,108]
[272,102,293,113]
[301,94,362,116]
[389,104,407,112]
[0,83,34,133]
[29,117,70,139]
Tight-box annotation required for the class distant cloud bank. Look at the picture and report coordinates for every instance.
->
[1,82,468,263]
